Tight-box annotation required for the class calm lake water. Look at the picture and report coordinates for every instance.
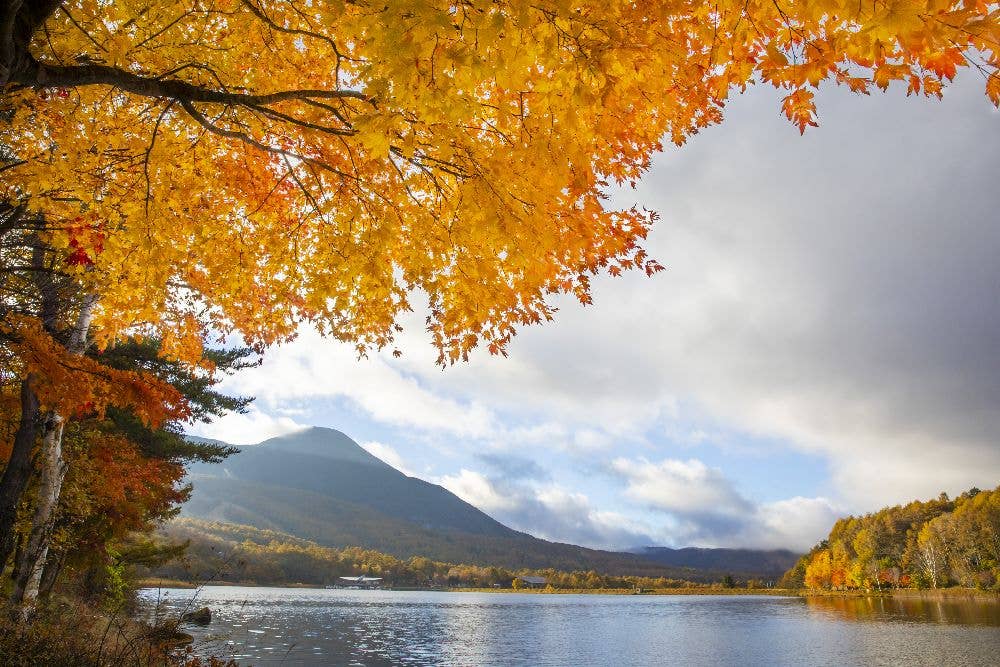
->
[139,587,1000,666]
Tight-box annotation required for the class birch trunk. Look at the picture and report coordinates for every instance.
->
[11,414,66,607]
[11,293,97,612]
[920,542,939,589]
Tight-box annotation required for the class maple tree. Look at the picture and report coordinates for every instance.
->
[32,424,189,602]
[0,335,248,604]
[0,0,997,611]
[1,0,997,363]
[0,316,187,604]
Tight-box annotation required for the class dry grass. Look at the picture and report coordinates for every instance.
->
[0,599,237,667]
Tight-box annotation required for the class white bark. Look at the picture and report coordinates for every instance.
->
[918,542,940,589]
[67,293,98,354]
[12,415,66,608]
[12,293,96,612]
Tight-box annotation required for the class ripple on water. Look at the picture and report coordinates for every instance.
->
[139,588,1000,666]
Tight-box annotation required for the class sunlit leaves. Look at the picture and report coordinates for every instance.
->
[782,89,819,134]
[1,0,996,364]
[1,316,186,426]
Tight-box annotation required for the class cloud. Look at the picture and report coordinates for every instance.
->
[438,469,524,514]
[476,453,551,482]
[360,440,417,477]
[611,457,753,518]
[438,469,654,550]
[216,329,495,439]
[187,407,306,445]
[611,456,840,551]
[746,497,844,551]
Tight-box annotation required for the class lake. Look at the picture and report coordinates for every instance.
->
[139,587,1000,666]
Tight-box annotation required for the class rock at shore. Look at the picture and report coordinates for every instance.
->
[180,606,211,625]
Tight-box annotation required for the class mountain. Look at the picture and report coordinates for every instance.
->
[632,547,800,578]
[182,427,794,579]
[188,428,510,538]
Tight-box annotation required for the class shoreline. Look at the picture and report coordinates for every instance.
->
[136,580,1000,600]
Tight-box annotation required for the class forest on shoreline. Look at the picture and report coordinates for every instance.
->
[781,486,1000,592]
[142,518,752,592]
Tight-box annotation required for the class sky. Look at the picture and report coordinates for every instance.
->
[189,74,1000,554]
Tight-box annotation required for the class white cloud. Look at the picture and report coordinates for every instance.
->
[746,497,843,551]
[439,469,654,550]
[360,440,417,477]
[218,329,495,439]
[187,407,306,445]
[611,457,752,517]
[438,469,523,513]
[611,456,840,551]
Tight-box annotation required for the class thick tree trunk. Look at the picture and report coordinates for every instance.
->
[0,375,40,572]
[11,293,96,612]
[0,1,65,87]
[11,413,66,607]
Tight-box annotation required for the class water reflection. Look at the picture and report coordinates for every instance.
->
[140,587,1000,666]
[804,594,1000,626]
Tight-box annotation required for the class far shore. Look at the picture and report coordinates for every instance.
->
[135,580,1000,600]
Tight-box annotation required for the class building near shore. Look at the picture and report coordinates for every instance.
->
[336,576,383,589]
[517,576,547,589]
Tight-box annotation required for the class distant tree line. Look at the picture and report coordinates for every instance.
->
[146,519,740,591]
[781,486,1000,591]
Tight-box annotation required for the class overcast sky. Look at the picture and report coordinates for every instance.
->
[190,75,1000,553]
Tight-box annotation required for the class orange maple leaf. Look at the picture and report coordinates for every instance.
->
[782,89,819,135]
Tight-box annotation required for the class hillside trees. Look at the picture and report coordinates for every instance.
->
[1,0,999,609]
[790,487,1000,591]
[152,519,715,590]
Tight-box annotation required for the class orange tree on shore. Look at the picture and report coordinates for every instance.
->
[0,0,998,610]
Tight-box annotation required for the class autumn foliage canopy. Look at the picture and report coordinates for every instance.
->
[1,0,997,363]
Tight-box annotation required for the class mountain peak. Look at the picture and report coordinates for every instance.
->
[251,426,391,469]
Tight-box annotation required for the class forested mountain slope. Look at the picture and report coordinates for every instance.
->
[634,546,799,577]
[183,428,698,576]
[183,427,797,579]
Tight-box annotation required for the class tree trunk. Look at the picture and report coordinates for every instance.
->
[11,412,66,607]
[11,293,96,613]
[0,375,40,573]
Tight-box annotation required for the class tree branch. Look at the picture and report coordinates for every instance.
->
[19,61,372,107]
[178,99,358,181]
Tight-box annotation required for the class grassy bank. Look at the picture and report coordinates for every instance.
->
[450,586,1000,599]
[136,579,348,590]
[0,598,234,666]
[136,578,202,590]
